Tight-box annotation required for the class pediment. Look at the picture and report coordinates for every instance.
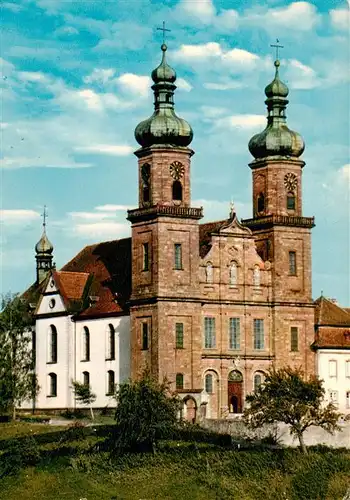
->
[218,214,252,236]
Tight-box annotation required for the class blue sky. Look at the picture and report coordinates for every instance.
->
[1,0,349,304]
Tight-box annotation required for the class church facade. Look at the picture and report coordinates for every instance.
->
[22,43,342,419]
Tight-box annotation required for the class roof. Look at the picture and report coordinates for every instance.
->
[61,237,131,319]
[199,219,229,258]
[314,328,350,349]
[314,296,350,326]
[53,271,90,301]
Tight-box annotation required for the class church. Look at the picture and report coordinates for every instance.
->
[21,42,350,419]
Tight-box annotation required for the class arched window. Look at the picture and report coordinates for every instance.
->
[254,373,264,391]
[82,327,90,361]
[48,373,57,397]
[257,192,265,213]
[287,192,296,210]
[83,371,90,386]
[205,373,213,393]
[176,373,184,389]
[107,370,115,395]
[253,265,260,287]
[230,262,237,286]
[206,262,213,283]
[172,181,183,201]
[141,163,151,204]
[106,324,115,360]
[48,325,57,363]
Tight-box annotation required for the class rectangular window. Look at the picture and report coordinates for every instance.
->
[290,327,298,352]
[142,243,149,271]
[204,317,216,348]
[141,323,149,350]
[174,243,182,270]
[175,323,184,349]
[229,318,240,350]
[287,193,296,210]
[329,390,338,405]
[329,360,337,378]
[346,391,350,409]
[176,373,184,389]
[289,251,297,276]
[346,360,350,377]
[253,319,264,350]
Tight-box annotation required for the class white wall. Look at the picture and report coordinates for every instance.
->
[317,349,350,414]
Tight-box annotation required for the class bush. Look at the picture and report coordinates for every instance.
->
[0,435,41,476]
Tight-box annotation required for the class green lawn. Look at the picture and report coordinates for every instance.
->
[0,422,349,500]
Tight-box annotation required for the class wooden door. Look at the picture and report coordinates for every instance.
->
[228,381,243,413]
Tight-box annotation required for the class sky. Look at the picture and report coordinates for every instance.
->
[1,0,349,305]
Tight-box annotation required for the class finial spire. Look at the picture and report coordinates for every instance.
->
[229,200,235,219]
[41,205,48,230]
[157,21,171,46]
[270,38,284,61]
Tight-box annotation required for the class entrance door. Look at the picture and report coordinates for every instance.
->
[185,398,197,423]
[228,371,243,413]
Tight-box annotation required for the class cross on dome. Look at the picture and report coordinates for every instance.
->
[156,21,171,46]
[270,38,284,61]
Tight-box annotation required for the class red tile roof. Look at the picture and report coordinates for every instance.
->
[61,237,131,319]
[314,296,350,326]
[53,271,89,300]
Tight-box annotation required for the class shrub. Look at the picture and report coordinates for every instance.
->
[0,435,40,476]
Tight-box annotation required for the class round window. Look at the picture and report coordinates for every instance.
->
[49,299,56,309]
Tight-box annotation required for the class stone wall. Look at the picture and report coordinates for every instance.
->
[202,418,350,448]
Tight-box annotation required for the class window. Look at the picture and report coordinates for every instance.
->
[141,163,151,203]
[287,192,296,210]
[142,243,149,271]
[329,390,338,406]
[329,360,337,378]
[174,244,182,270]
[49,298,56,309]
[289,251,297,276]
[253,319,264,350]
[290,327,298,352]
[230,262,237,286]
[48,373,57,397]
[346,360,350,377]
[257,192,265,213]
[176,373,184,389]
[107,370,115,395]
[205,373,213,393]
[175,322,184,349]
[172,181,183,201]
[204,317,216,348]
[106,324,115,360]
[229,318,240,350]
[254,373,262,391]
[83,371,90,386]
[346,391,350,409]
[206,262,213,283]
[253,266,260,287]
[82,327,90,361]
[141,322,149,350]
[48,325,57,363]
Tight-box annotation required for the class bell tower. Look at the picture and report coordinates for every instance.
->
[128,42,203,389]
[35,206,54,284]
[242,55,315,375]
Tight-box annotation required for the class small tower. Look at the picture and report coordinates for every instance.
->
[35,207,54,284]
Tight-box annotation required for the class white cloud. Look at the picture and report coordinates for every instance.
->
[215,114,266,130]
[0,209,40,223]
[74,144,133,156]
[176,78,193,92]
[286,59,320,90]
[115,73,151,97]
[200,106,227,118]
[73,222,130,239]
[1,2,23,12]
[204,81,244,90]
[178,0,216,23]
[83,68,116,85]
[174,42,222,60]
[0,157,92,169]
[54,25,79,36]
[69,211,116,220]
[95,204,132,212]
[244,2,320,31]
[330,8,350,31]
[193,199,251,220]
[340,164,350,181]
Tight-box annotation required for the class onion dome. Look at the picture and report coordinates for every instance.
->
[35,229,53,255]
[249,60,304,160]
[135,44,193,148]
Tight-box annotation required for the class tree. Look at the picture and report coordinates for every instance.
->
[71,380,97,420]
[0,293,39,419]
[243,367,342,453]
[114,370,181,453]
